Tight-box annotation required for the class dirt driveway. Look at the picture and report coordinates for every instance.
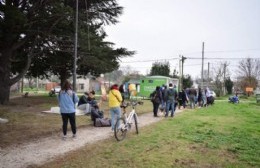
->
[0,109,182,168]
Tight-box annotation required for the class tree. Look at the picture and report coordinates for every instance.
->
[172,69,179,78]
[150,61,170,76]
[212,61,230,96]
[0,0,133,104]
[236,58,260,91]
[225,77,233,95]
[0,1,59,104]
[183,74,193,89]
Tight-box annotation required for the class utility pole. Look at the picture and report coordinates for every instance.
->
[223,63,226,95]
[180,55,187,91]
[207,62,210,87]
[201,42,205,89]
[179,55,181,91]
[73,0,79,91]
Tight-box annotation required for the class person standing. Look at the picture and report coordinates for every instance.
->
[162,85,168,112]
[180,88,188,109]
[108,84,123,131]
[119,84,125,102]
[197,87,202,107]
[150,86,162,117]
[58,80,79,140]
[165,83,177,117]
[188,86,197,109]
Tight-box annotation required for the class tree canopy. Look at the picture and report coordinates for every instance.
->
[0,0,134,104]
[150,61,171,77]
[236,58,259,91]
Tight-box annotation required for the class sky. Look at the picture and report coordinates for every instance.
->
[104,0,260,79]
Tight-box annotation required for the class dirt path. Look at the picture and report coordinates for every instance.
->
[0,109,182,168]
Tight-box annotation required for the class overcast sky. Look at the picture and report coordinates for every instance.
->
[105,0,260,79]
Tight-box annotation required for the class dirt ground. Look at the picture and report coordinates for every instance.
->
[0,109,182,168]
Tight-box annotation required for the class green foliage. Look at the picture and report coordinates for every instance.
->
[150,61,170,76]
[0,0,134,103]
[225,77,233,94]
[183,74,193,89]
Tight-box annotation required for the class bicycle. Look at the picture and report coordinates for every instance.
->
[114,101,143,141]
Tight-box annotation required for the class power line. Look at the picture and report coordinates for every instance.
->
[187,57,260,60]
[121,56,260,63]
[183,48,260,55]
[121,58,179,63]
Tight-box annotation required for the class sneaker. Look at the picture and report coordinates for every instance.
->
[72,134,77,138]
[62,135,67,140]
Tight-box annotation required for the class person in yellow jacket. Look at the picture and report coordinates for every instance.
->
[109,84,123,131]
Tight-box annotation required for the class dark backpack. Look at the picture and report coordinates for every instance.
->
[150,91,156,102]
[167,89,176,101]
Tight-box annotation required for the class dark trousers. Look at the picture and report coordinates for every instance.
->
[61,113,76,135]
[152,102,160,117]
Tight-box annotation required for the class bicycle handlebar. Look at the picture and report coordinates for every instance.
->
[120,101,143,109]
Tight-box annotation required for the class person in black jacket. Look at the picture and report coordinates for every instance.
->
[180,88,188,109]
[150,86,162,117]
[78,91,96,114]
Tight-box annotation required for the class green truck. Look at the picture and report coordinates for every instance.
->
[139,76,179,98]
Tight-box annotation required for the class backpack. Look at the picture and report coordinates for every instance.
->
[150,91,156,102]
[167,89,176,101]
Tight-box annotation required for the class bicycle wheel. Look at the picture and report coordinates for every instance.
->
[133,113,139,134]
[114,117,127,141]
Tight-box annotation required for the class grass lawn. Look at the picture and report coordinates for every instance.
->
[40,100,260,168]
[0,95,152,148]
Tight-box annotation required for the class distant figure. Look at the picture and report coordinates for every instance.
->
[165,83,177,117]
[58,80,79,140]
[179,88,188,109]
[161,85,168,112]
[201,88,207,107]
[229,94,239,104]
[188,86,197,109]
[119,84,125,102]
[150,86,162,117]
[206,87,214,105]
[197,87,202,107]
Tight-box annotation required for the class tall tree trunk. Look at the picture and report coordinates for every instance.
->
[0,50,11,104]
[0,48,32,104]
[59,69,71,89]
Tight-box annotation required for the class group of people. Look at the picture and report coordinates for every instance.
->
[57,79,215,140]
[150,83,179,117]
[57,80,123,140]
[150,84,215,118]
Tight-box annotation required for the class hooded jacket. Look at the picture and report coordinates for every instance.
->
[108,85,123,108]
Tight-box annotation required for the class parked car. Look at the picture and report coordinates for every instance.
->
[49,86,61,97]
[51,86,61,93]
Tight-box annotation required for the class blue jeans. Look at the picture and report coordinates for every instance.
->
[110,107,121,130]
[166,100,175,117]
[189,95,195,109]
